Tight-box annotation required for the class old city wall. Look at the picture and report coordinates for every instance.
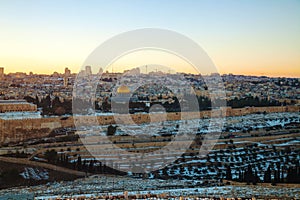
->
[226,105,299,116]
[0,105,299,143]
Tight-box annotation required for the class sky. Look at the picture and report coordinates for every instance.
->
[0,0,300,77]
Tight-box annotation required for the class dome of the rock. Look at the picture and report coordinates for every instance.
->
[116,85,130,94]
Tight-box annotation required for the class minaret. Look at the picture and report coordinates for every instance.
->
[0,67,4,79]
[64,67,71,87]
[63,77,68,87]
[98,67,103,75]
[85,66,92,75]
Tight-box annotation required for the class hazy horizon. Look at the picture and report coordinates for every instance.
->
[2,68,300,79]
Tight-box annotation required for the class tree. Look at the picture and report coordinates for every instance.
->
[77,155,82,171]
[24,96,35,104]
[101,100,111,112]
[253,170,259,185]
[89,159,95,172]
[226,165,232,180]
[264,167,271,183]
[286,165,300,183]
[107,125,117,136]
[40,95,51,115]
[54,106,66,116]
[0,168,20,182]
[52,96,61,109]
[44,149,58,163]
[244,165,254,184]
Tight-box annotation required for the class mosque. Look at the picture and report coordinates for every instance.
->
[116,85,131,94]
[111,85,132,114]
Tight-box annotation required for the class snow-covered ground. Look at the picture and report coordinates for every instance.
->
[19,167,49,180]
[76,112,300,137]
[1,112,299,198]
[68,112,300,180]
[1,176,299,199]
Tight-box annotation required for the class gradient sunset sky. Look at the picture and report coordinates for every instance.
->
[0,0,300,77]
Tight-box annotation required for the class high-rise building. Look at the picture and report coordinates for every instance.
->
[0,67,4,79]
[85,66,92,75]
[123,67,140,75]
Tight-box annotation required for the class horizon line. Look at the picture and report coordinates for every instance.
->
[1,69,300,79]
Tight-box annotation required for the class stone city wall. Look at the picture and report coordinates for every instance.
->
[0,105,299,144]
[0,103,37,113]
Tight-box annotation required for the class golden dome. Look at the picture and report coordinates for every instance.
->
[116,85,130,94]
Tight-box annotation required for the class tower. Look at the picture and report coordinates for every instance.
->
[0,67,4,79]
[98,67,103,75]
[64,67,71,87]
[64,67,71,77]
[85,66,92,75]
[64,77,68,87]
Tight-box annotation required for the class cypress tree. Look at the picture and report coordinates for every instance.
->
[226,165,232,180]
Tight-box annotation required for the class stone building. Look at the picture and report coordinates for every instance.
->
[0,100,37,113]
[111,85,131,114]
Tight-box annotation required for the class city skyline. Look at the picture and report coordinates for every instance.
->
[3,64,300,78]
[1,0,300,77]
[1,65,300,78]
[1,1,300,198]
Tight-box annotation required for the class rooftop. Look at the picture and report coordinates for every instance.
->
[0,100,29,104]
